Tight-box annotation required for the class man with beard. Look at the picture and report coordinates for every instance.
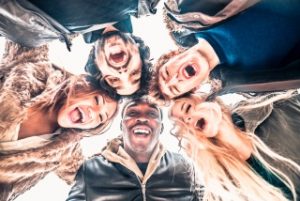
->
[66,97,202,201]
[0,0,155,96]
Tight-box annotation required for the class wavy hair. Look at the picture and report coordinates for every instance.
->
[85,33,153,99]
[31,74,118,136]
[169,94,299,201]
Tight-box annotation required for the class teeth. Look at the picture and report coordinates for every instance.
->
[133,129,150,134]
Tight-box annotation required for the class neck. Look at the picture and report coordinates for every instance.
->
[125,147,154,163]
[195,38,220,71]
[19,107,59,139]
[217,117,253,160]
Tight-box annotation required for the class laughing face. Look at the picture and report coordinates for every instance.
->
[157,39,220,99]
[158,48,210,99]
[57,93,117,130]
[121,101,162,154]
[96,31,142,95]
[170,95,222,138]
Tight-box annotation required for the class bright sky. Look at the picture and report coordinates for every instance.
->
[0,2,243,200]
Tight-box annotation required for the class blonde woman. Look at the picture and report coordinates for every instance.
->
[169,92,300,201]
[0,41,118,201]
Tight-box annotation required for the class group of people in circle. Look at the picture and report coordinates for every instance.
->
[1,0,300,200]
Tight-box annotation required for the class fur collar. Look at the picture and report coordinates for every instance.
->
[101,137,166,184]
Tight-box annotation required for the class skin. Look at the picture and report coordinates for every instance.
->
[158,39,220,99]
[170,95,253,160]
[57,93,117,129]
[19,93,117,139]
[95,27,142,95]
[121,101,162,163]
[171,96,222,137]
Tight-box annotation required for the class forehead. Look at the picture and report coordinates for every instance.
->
[125,102,159,111]
[122,101,161,115]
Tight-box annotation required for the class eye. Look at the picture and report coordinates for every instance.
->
[105,77,120,86]
[185,104,191,114]
[130,69,141,77]
[147,111,159,118]
[94,96,99,105]
[126,110,139,117]
[165,68,169,76]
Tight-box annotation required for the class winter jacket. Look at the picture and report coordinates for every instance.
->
[232,92,300,198]
[164,0,259,48]
[0,41,103,201]
[164,0,300,93]
[66,137,203,201]
[0,0,160,49]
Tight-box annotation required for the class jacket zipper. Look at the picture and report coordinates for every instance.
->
[135,175,146,201]
[141,183,146,201]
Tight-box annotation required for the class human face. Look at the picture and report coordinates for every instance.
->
[122,102,162,154]
[57,93,117,129]
[158,48,211,99]
[96,32,142,95]
[171,96,222,137]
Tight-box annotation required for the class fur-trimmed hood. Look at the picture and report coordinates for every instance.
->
[101,137,166,184]
[0,41,81,201]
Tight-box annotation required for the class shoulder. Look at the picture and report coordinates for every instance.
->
[164,150,194,168]
[81,154,116,174]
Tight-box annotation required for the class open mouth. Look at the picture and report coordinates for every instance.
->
[132,125,151,136]
[110,51,126,64]
[195,118,206,130]
[70,107,84,124]
[183,65,197,78]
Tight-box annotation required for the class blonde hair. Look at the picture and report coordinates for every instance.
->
[170,95,299,201]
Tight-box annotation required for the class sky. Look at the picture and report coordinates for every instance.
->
[0,2,242,200]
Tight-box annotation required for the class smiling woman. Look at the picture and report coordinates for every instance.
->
[0,2,180,200]
[0,40,119,201]
[169,93,300,201]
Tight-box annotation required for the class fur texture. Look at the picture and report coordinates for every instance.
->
[0,41,83,201]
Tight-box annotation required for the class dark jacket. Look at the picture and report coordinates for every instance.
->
[0,0,159,49]
[164,0,300,93]
[66,138,203,201]
[164,0,259,48]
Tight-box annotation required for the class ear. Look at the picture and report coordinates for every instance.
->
[160,124,164,134]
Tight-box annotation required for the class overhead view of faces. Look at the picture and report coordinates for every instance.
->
[1,0,300,201]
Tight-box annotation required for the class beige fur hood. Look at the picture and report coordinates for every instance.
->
[0,41,81,201]
[101,137,166,184]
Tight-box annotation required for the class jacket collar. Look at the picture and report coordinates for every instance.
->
[102,137,166,184]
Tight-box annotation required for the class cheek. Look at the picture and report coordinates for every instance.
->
[57,108,70,128]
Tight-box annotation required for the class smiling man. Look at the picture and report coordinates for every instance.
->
[66,97,202,201]
[87,26,152,97]
[1,0,155,97]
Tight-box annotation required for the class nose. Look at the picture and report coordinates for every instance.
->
[168,75,178,85]
[136,117,149,124]
[184,117,193,125]
[118,68,128,74]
